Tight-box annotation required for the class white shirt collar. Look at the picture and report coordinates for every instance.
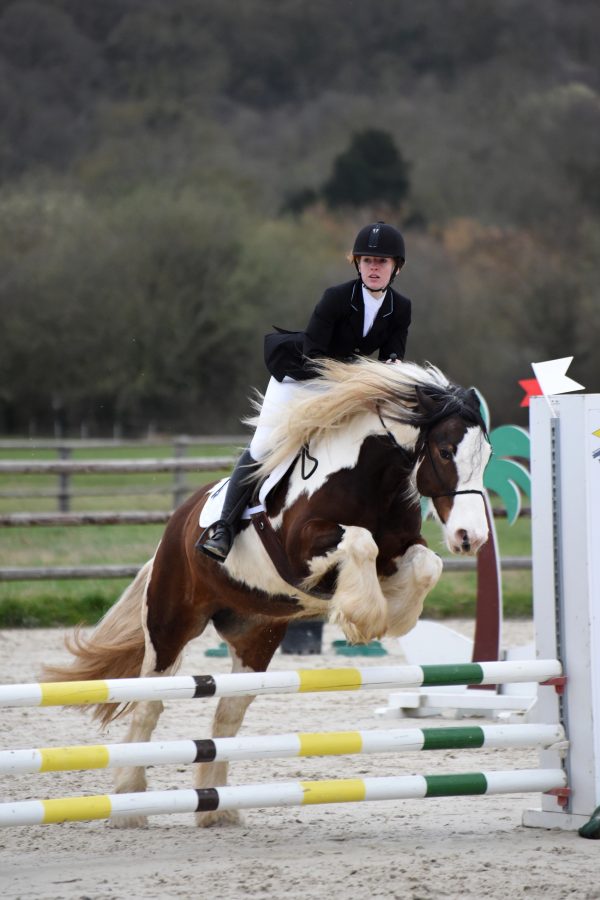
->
[361,286,386,336]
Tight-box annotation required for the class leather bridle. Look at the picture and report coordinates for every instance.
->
[377,406,486,502]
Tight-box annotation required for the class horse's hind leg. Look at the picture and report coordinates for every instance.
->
[194,660,255,829]
[195,617,288,828]
[110,655,181,828]
[111,586,211,828]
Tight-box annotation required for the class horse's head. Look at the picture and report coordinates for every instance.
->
[414,384,491,554]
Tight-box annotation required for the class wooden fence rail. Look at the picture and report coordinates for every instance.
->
[0,452,237,584]
[0,508,529,528]
[0,436,246,450]
[0,447,532,583]
[0,512,171,527]
[0,457,235,474]
[0,565,142,582]
[0,557,532,582]
[0,456,235,512]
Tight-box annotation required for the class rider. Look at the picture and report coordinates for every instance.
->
[197,221,411,562]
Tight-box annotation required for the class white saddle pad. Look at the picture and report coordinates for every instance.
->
[198,454,296,528]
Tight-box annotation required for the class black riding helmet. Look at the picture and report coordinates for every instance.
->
[353,222,405,262]
[352,222,405,287]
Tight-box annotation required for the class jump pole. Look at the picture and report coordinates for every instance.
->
[0,659,562,708]
[523,394,600,830]
[0,769,567,827]
[0,723,565,775]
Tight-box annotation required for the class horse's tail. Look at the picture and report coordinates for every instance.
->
[42,558,153,727]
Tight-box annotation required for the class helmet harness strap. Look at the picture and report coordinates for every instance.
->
[353,257,400,291]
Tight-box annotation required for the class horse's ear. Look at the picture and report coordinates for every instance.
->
[415,385,437,414]
[467,388,482,411]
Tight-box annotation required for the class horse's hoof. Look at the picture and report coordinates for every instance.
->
[196,808,242,828]
[333,613,384,646]
[109,814,149,829]
[340,624,366,645]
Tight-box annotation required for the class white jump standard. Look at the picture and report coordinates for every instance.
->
[523,394,600,831]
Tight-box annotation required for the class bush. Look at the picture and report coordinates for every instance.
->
[322,129,410,209]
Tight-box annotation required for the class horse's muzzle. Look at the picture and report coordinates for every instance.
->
[449,527,488,555]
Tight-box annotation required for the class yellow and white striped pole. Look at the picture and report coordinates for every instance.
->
[0,769,568,827]
[0,724,565,775]
[0,660,563,708]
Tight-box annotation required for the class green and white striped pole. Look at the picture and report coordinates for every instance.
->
[0,769,568,827]
[0,724,565,775]
[0,725,564,775]
[0,659,562,708]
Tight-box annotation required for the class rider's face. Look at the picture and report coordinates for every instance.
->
[357,256,396,293]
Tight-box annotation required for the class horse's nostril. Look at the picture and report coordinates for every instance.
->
[458,529,471,552]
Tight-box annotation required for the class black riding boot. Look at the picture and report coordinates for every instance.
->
[195,448,258,562]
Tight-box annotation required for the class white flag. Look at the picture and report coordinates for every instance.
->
[531,357,585,397]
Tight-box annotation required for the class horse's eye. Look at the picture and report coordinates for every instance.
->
[439,448,453,461]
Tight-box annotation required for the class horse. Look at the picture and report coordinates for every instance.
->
[44,356,491,827]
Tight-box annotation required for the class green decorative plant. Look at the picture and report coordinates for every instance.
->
[477,392,531,522]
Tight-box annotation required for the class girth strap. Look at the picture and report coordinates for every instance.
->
[250,510,333,600]
[250,511,300,588]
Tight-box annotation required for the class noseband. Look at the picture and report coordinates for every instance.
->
[377,407,486,502]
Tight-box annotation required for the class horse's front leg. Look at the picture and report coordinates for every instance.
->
[380,543,443,637]
[303,524,388,644]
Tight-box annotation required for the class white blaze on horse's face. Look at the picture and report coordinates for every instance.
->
[440,426,491,555]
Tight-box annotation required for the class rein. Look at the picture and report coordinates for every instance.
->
[376,408,417,469]
[377,406,485,502]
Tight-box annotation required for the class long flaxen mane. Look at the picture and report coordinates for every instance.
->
[249,357,483,478]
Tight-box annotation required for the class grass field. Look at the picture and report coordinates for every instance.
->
[0,440,532,627]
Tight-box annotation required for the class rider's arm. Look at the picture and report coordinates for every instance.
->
[302,288,343,359]
[378,298,411,361]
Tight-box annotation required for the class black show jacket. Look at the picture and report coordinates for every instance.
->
[264,279,412,381]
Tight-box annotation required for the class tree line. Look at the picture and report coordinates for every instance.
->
[1,0,598,435]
